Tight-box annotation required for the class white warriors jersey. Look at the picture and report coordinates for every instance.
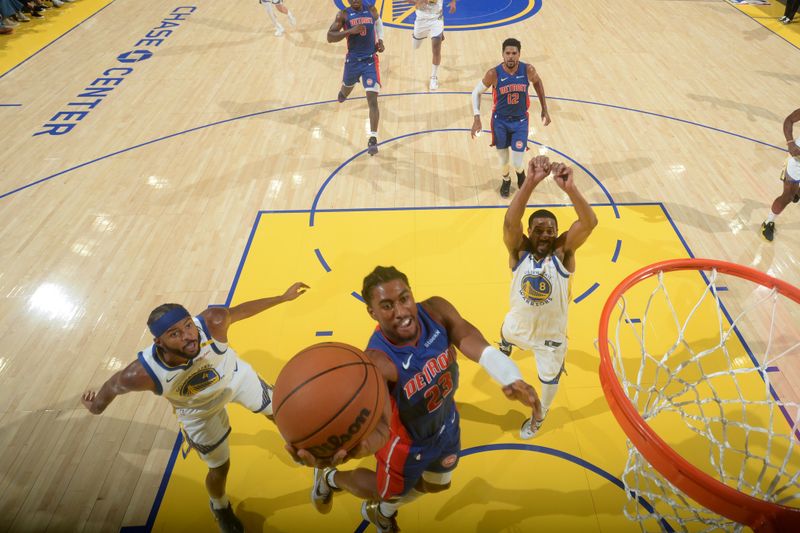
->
[504,252,571,343]
[416,0,444,19]
[138,316,237,411]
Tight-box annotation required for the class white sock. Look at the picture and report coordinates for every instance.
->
[369,131,378,138]
[210,494,230,510]
[325,469,339,489]
[431,64,439,77]
[539,383,559,416]
[263,3,282,29]
[766,212,777,223]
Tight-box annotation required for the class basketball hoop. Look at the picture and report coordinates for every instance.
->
[598,258,800,532]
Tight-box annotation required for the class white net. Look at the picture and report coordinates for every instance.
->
[604,264,800,532]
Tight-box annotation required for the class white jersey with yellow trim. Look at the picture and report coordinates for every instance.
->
[416,0,444,19]
[138,316,237,412]
[503,252,571,344]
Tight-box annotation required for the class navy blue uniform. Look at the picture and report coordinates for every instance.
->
[367,304,461,499]
[341,6,381,90]
[491,62,530,152]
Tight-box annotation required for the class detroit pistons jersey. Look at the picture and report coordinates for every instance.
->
[138,316,237,412]
[493,62,530,118]
[367,304,459,443]
[344,5,377,59]
[504,253,570,343]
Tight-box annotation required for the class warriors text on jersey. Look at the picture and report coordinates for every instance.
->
[344,5,377,59]
[504,253,570,343]
[138,316,236,411]
[367,304,459,443]
[493,62,530,118]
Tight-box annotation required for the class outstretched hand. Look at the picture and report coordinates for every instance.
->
[502,380,543,423]
[525,155,551,187]
[551,162,574,192]
[470,116,482,139]
[282,282,309,301]
[284,410,390,468]
[81,390,96,412]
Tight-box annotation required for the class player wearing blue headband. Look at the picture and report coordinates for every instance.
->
[81,282,308,533]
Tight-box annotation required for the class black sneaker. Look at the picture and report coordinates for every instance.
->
[367,136,378,156]
[761,221,775,242]
[500,178,511,198]
[498,339,513,357]
[337,90,347,103]
[210,502,244,533]
[516,170,526,188]
[792,193,799,203]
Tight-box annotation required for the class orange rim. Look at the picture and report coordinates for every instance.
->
[597,258,800,532]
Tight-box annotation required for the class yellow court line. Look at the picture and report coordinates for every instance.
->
[728,1,800,47]
[0,0,114,77]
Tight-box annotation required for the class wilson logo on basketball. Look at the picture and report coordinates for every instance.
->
[307,407,371,457]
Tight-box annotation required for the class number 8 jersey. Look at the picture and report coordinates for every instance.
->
[367,303,459,443]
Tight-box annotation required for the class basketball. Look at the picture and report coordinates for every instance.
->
[272,342,387,459]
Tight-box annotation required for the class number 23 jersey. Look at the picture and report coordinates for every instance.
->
[367,303,459,443]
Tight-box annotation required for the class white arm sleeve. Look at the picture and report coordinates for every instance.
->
[375,18,384,40]
[479,346,523,386]
[472,81,488,116]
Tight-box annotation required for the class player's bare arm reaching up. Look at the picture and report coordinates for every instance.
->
[503,156,597,271]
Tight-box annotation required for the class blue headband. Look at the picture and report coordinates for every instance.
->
[149,306,191,338]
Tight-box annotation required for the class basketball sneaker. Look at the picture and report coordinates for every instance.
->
[361,500,400,533]
[792,193,799,203]
[516,170,526,189]
[337,90,347,103]
[368,136,379,156]
[520,409,548,440]
[311,467,340,514]
[429,76,439,91]
[761,221,775,242]
[210,501,244,533]
[498,338,513,357]
[779,16,790,24]
[500,178,511,198]
[274,24,284,37]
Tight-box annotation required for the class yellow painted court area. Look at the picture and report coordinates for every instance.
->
[729,0,800,47]
[0,0,113,76]
[149,203,777,532]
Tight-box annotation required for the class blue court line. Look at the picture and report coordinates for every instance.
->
[714,286,729,292]
[1,0,119,81]
[611,239,622,263]
[659,201,800,441]
[309,128,618,226]
[315,331,334,337]
[351,291,365,303]
[4,92,788,202]
[625,318,642,324]
[351,442,674,533]
[224,212,263,307]
[573,282,599,304]
[314,248,332,272]
[765,366,780,373]
[0,104,22,107]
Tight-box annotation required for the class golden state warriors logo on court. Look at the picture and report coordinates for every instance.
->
[333,1,541,31]
[181,368,221,395]
[520,273,552,306]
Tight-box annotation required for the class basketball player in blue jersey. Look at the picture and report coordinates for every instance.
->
[80,282,308,533]
[327,0,385,156]
[499,155,597,440]
[297,266,542,533]
[470,38,551,198]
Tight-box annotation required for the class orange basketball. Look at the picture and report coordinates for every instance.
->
[272,342,386,459]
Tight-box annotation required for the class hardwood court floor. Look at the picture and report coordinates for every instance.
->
[0,0,798,531]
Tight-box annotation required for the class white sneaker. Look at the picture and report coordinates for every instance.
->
[520,410,548,440]
[274,25,284,36]
[311,467,338,514]
[287,11,297,27]
[429,76,439,91]
[52,0,63,7]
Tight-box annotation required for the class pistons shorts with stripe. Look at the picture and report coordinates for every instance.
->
[343,54,381,91]
[375,405,461,499]
[491,114,529,152]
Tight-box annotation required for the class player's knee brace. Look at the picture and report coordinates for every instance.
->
[511,150,525,173]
